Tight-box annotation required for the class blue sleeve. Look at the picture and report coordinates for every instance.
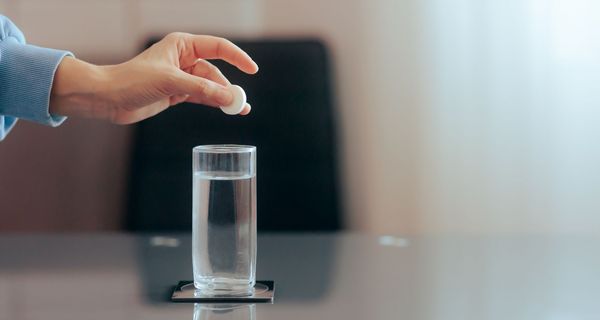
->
[0,15,73,141]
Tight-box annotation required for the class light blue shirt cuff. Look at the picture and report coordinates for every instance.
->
[0,115,17,140]
[0,37,72,128]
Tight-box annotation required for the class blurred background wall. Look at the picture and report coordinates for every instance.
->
[1,0,599,234]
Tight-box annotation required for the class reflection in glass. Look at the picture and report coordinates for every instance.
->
[193,303,256,320]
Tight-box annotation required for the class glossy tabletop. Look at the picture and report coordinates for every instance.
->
[1,233,599,320]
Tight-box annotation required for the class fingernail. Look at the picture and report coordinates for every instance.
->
[217,88,233,105]
[239,103,251,116]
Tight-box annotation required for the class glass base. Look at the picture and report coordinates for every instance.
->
[194,278,256,297]
[189,282,268,298]
[172,281,274,302]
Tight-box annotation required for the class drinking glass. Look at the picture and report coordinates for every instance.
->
[192,145,257,296]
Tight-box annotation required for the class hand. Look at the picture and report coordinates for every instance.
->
[49,32,259,124]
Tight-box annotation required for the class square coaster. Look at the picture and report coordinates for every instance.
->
[171,281,275,303]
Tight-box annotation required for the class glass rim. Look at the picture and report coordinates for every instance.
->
[193,144,256,154]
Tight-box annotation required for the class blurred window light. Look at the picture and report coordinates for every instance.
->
[417,0,600,234]
[530,0,600,65]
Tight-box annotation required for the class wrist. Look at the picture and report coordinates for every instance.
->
[49,57,113,120]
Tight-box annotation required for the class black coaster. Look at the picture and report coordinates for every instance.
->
[171,281,275,303]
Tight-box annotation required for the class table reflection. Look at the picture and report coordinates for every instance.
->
[193,304,256,320]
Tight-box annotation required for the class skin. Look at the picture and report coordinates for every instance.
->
[49,32,259,124]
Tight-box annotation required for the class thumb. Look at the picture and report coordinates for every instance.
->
[170,70,233,107]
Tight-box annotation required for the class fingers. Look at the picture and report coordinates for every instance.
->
[239,103,251,115]
[169,60,253,115]
[176,34,259,74]
[183,91,252,116]
[185,59,230,87]
[171,70,233,107]
[169,94,190,106]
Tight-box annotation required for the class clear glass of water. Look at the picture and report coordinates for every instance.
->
[192,145,257,296]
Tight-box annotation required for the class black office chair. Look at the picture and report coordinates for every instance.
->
[126,39,341,232]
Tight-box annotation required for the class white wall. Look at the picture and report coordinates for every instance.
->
[417,0,600,234]
[2,0,600,235]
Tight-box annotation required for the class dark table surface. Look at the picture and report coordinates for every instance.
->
[1,233,599,320]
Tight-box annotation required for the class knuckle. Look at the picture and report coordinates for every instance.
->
[161,69,182,94]
[195,59,209,69]
[165,32,182,40]
[216,36,233,45]
[196,61,211,76]
[207,62,219,74]
[206,35,223,42]
[164,32,187,43]
[215,38,230,56]
[197,80,212,96]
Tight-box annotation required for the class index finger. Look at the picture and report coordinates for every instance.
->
[179,35,259,74]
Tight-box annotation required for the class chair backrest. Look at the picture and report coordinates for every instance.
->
[126,39,341,232]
